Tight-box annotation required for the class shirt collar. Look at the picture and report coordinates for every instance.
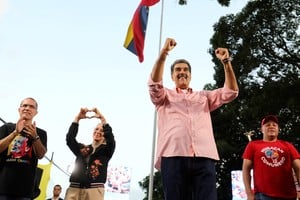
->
[176,87,193,94]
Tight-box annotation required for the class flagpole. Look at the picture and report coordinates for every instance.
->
[0,117,6,124]
[148,0,164,199]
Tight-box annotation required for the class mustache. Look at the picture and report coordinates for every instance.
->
[177,74,188,79]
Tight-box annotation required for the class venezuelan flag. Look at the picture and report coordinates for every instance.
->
[124,0,159,62]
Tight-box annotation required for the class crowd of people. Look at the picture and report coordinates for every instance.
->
[0,38,299,200]
[0,98,115,200]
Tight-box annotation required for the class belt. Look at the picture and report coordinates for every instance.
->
[70,182,104,189]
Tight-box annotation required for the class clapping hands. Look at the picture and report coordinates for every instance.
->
[15,117,37,138]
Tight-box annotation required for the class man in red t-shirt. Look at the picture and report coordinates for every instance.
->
[242,115,300,200]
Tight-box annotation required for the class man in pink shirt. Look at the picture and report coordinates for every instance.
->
[148,38,239,200]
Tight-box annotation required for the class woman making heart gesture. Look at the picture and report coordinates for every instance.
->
[64,107,116,200]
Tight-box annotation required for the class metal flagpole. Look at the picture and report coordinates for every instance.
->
[0,117,6,124]
[148,0,165,199]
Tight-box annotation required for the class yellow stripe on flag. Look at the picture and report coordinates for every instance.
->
[123,22,134,48]
[35,162,52,200]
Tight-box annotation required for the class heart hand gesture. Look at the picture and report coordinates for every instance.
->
[76,107,89,121]
[74,107,106,125]
[90,107,106,125]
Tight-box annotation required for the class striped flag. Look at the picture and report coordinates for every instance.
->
[124,0,159,62]
[35,162,52,200]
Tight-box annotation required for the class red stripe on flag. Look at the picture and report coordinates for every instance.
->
[124,0,159,62]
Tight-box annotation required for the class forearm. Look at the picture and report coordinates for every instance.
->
[0,130,18,153]
[74,116,80,123]
[293,160,300,184]
[104,124,116,158]
[242,170,253,196]
[32,139,47,159]
[223,61,239,91]
[66,122,79,144]
[151,50,168,82]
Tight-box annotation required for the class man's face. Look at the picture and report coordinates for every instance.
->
[18,98,38,120]
[171,63,191,89]
[261,120,279,141]
[53,186,61,197]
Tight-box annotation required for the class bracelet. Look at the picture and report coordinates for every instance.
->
[33,135,40,141]
[222,56,233,63]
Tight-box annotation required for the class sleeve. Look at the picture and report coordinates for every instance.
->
[0,123,12,162]
[37,128,47,149]
[0,123,15,139]
[148,75,166,106]
[286,142,300,160]
[242,142,254,160]
[103,123,116,159]
[66,122,81,156]
[203,86,238,112]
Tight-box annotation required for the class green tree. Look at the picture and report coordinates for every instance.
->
[139,171,164,200]
[178,0,231,6]
[140,0,300,199]
[209,0,300,199]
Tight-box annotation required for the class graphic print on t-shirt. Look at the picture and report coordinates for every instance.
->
[6,134,32,163]
[261,146,285,167]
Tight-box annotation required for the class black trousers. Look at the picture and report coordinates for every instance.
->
[161,156,217,200]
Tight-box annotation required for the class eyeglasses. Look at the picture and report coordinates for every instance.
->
[20,104,37,109]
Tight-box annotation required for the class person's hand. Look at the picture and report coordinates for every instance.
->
[15,117,26,133]
[215,47,230,62]
[246,192,255,200]
[23,121,38,139]
[162,38,177,54]
[75,107,89,122]
[91,107,106,125]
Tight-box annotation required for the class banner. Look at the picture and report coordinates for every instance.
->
[35,162,52,200]
[105,165,132,200]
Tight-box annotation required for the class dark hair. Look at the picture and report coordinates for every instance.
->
[54,184,62,189]
[170,59,191,75]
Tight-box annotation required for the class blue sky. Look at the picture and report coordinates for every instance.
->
[0,0,248,199]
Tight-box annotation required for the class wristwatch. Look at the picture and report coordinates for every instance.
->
[34,135,40,141]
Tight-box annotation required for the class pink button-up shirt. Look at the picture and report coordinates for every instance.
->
[148,78,238,170]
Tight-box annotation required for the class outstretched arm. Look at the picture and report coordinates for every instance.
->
[151,38,177,82]
[215,48,239,91]
[66,108,88,155]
